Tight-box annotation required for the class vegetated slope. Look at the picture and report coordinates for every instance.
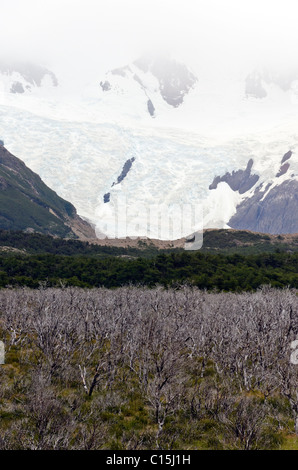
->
[1,228,298,291]
[199,229,298,254]
[0,145,96,239]
[0,248,298,290]
[0,229,182,258]
[2,228,298,257]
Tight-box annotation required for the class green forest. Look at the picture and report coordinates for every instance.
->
[0,248,298,291]
[1,230,298,450]
[0,229,298,291]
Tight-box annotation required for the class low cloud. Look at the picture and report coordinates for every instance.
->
[0,0,297,84]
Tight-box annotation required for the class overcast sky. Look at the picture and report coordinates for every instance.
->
[1,0,298,81]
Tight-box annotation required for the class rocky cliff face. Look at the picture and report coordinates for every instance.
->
[209,150,298,234]
[209,159,259,194]
[0,145,96,239]
[133,55,198,108]
[228,179,298,234]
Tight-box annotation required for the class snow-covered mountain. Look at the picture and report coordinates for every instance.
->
[0,60,58,95]
[245,67,298,100]
[98,54,198,118]
[1,55,298,239]
[208,150,298,234]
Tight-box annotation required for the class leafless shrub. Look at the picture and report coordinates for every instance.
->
[0,285,297,449]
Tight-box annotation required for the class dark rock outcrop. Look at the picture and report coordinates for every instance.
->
[112,157,135,186]
[229,180,298,234]
[100,80,111,91]
[276,162,290,178]
[147,99,155,116]
[99,55,197,115]
[103,192,110,203]
[209,159,259,194]
[281,150,292,164]
[104,157,136,203]
[137,56,198,107]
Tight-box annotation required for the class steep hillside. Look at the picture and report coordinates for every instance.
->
[0,145,96,239]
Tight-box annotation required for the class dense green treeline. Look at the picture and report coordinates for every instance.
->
[0,229,180,258]
[0,250,298,290]
[2,229,298,258]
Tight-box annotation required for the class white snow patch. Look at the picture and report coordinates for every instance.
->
[1,61,298,237]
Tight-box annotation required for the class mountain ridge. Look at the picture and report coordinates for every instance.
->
[0,144,96,239]
[1,56,298,238]
[0,60,58,94]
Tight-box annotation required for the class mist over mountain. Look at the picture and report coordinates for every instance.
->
[0,60,58,95]
[1,1,298,239]
[245,67,298,99]
[1,51,298,238]
[99,54,198,117]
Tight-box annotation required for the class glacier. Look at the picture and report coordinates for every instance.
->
[1,61,298,239]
